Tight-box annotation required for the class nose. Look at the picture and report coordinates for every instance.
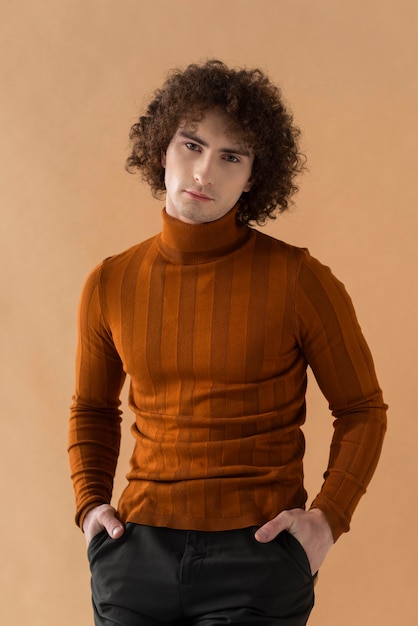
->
[193,154,215,186]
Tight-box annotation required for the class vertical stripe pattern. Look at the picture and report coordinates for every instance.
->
[68,208,387,540]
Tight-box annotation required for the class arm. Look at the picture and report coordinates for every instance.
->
[68,264,127,531]
[257,252,387,570]
[296,253,387,539]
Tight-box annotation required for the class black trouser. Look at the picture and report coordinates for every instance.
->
[88,523,316,626]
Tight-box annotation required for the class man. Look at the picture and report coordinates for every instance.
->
[69,60,387,626]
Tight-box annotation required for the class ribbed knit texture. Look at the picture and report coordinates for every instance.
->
[68,207,387,540]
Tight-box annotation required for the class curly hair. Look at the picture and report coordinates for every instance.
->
[126,60,306,225]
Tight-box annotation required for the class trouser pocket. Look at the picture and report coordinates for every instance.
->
[274,530,314,578]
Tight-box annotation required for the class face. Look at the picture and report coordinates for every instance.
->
[161,109,254,224]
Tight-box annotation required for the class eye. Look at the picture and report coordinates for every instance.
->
[185,142,201,152]
[223,154,240,163]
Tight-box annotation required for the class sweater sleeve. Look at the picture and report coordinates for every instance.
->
[295,252,387,541]
[68,263,126,529]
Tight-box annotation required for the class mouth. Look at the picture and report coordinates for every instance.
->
[184,189,214,202]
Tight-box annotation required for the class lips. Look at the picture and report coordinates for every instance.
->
[184,189,213,201]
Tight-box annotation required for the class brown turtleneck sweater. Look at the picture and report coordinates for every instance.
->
[68,207,387,540]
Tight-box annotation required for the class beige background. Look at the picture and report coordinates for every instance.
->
[1,1,417,624]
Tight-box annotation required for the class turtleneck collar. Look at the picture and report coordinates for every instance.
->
[157,205,252,264]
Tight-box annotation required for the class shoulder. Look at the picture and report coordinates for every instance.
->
[294,249,355,324]
[251,228,309,272]
[94,235,158,281]
[102,235,158,271]
[252,229,348,295]
[252,228,306,254]
[80,235,159,297]
[296,248,347,294]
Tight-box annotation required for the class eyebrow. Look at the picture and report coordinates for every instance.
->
[178,130,251,158]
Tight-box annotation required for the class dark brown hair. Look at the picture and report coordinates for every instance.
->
[126,60,306,225]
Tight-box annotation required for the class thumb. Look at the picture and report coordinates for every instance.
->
[83,504,125,545]
[107,521,124,539]
[254,511,292,543]
[102,509,125,539]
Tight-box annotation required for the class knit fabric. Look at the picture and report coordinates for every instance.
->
[68,207,387,540]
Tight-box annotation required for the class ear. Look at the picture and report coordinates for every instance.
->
[161,150,166,168]
[243,177,253,193]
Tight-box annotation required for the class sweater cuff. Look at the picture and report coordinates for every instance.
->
[309,497,350,542]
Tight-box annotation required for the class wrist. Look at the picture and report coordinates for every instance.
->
[81,503,109,533]
[309,508,334,544]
